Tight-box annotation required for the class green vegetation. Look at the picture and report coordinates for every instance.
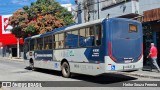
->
[8,0,74,38]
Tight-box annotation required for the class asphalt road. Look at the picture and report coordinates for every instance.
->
[0,58,160,90]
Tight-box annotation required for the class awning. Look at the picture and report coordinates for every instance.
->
[0,35,24,46]
[143,8,160,22]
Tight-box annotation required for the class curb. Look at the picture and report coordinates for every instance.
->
[9,59,24,62]
[117,71,160,79]
[0,57,24,62]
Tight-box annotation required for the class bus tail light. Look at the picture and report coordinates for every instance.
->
[138,43,143,60]
[108,42,117,62]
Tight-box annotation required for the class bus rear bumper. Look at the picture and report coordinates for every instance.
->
[104,56,143,72]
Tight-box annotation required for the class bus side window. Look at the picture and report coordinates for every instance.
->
[52,35,55,49]
[95,24,101,46]
[54,34,59,49]
[37,38,43,50]
[30,39,35,51]
[86,27,95,46]
[79,28,86,47]
[24,42,29,52]
[71,30,78,48]
[44,36,52,50]
[65,30,78,48]
[59,33,64,49]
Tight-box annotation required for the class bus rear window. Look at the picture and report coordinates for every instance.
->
[129,24,137,32]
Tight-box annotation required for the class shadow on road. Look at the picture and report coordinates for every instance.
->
[25,67,137,85]
[72,73,137,84]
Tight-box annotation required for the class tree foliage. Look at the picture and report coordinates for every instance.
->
[8,0,74,38]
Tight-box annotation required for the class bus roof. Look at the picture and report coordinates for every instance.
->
[24,18,105,40]
[24,18,139,40]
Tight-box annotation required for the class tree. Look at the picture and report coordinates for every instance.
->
[8,0,74,58]
[9,9,29,37]
[8,9,29,58]
[23,0,74,34]
[9,0,74,36]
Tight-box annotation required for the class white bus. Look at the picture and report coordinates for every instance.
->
[24,18,143,78]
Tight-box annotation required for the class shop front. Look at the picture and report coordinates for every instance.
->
[143,8,160,69]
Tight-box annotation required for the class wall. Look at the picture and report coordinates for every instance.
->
[139,0,160,15]
[99,0,139,18]
[76,0,139,23]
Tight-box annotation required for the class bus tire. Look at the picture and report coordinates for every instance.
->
[29,59,35,71]
[61,62,71,78]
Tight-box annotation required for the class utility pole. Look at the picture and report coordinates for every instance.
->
[17,38,20,58]
[97,0,100,19]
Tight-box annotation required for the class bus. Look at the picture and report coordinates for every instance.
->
[24,18,143,78]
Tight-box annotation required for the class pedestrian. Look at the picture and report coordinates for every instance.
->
[147,43,160,73]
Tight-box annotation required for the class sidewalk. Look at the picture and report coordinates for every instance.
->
[0,57,23,62]
[116,69,160,79]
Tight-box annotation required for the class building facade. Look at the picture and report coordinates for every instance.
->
[0,15,24,58]
[75,0,140,23]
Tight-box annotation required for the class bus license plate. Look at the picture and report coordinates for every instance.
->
[123,65,135,70]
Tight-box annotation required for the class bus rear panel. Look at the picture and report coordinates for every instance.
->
[105,18,143,72]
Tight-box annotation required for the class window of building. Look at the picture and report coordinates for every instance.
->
[101,0,125,10]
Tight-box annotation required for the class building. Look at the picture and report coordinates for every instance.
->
[61,4,72,11]
[75,0,160,67]
[0,15,24,58]
[75,0,140,23]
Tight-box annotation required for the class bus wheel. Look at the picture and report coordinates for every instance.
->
[61,62,70,78]
[29,60,34,71]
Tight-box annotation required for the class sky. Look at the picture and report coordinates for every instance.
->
[0,0,75,15]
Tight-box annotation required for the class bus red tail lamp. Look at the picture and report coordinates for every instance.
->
[138,43,143,60]
[108,42,117,62]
